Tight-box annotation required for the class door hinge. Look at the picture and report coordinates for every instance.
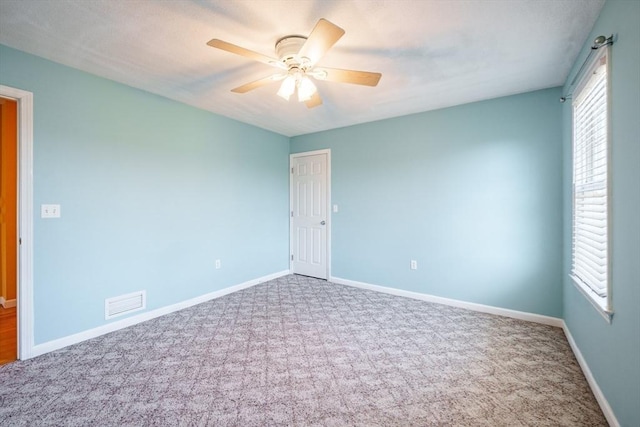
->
[291,254,294,261]
[291,167,294,174]
[19,237,22,245]
[291,211,293,217]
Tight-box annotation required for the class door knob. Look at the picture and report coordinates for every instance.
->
[321,221,326,225]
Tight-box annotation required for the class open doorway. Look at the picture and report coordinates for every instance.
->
[0,97,18,365]
[0,84,34,362]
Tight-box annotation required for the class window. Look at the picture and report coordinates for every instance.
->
[570,45,612,320]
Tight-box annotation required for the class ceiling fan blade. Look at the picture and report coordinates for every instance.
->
[305,92,323,108]
[298,19,345,65]
[231,75,280,93]
[207,39,285,69]
[315,67,381,86]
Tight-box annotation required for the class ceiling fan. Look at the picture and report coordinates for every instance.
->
[207,19,381,108]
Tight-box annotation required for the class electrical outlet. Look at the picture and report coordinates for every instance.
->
[41,204,61,218]
[215,259,221,269]
[410,260,418,270]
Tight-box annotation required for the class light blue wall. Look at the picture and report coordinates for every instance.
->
[292,88,563,317]
[0,45,290,344]
[562,1,640,425]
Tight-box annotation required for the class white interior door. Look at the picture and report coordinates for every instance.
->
[290,151,329,279]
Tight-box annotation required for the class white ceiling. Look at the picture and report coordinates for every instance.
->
[0,0,605,137]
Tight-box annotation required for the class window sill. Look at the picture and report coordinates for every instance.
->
[570,275,613,323]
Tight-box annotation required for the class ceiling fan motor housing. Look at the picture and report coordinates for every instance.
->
[275,36,308,68]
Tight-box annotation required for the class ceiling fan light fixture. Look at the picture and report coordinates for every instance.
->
[277,75,296,100]
[297,76,317,102]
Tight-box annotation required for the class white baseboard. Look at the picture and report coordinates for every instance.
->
[562,322,619,427]
[30,270,290,358]
[0,297,17,308]
[330,276,564,327]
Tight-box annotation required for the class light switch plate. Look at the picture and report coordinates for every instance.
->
[41,204,61,218]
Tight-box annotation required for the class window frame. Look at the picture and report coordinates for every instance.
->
[570,45,613,322]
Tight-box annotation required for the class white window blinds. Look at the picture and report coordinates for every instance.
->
[571,48,609,298]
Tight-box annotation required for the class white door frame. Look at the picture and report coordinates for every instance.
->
[0,85,34,360]
[290,149,331,280]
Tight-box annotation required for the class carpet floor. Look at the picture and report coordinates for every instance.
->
[0,274,606,426]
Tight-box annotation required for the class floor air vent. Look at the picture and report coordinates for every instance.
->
[105,291,146,320]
